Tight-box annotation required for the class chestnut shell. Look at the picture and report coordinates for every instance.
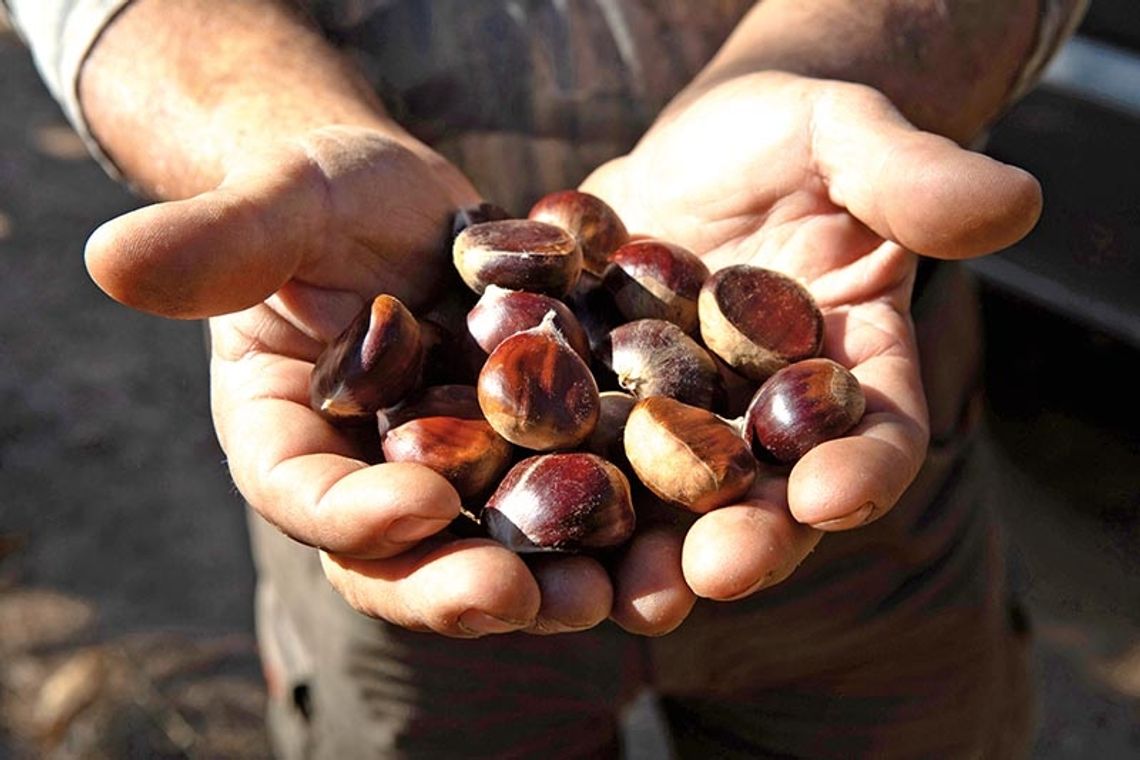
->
[483,453,635,553]
[743,357,866,463]
[528,190,629,276]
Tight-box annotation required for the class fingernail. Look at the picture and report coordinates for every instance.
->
[813,501,876,531]
[386,516,452,544]
[458,610,529,636]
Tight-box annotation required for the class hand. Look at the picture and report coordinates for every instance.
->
[85,126,615,636]
[581,71,1042,633]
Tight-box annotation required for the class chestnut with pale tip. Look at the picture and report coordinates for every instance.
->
[743,357,866,463]
[603,239,709,333]
[310,294,423,421]
[477,312,600,451]
[453,219,583,297]
[528,190,629,276]
[483,453,635,553]
[466,284,590,361]
[699,265,823,381]
[624,396,757,514]
[600,319,722,410]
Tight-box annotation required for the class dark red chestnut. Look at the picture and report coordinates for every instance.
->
[528,190,629,276]
[453,219,582,297]
[477,313,600,450]
[483,453,635,553]
[380,386,514,501]
[624,396,756,514]
[466,285,590,361]
[602,239,709,333]
[310,294,423,420]
[699,265,823,381]
[600,319,722,410]
[743,358,866,463]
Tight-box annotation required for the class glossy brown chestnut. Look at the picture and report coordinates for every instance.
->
[602,239,709,333]
[743,357,866,463]
[466,285,590,361]
[483,453,635,553]
[381,415,513,502]
[699,265,823,381]
[624,396,756,514]
[381,384,483,431]
[477,313,600,451]
[453,219,582,297]
[600,319,722,410]
[310,294,423,420]
[528,190,629,276]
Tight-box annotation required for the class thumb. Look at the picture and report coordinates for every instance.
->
[811,85,1042,260]
[85,162,323,319]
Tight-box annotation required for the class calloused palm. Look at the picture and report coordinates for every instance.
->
[580,71,1041,626]
[86,127,622,636]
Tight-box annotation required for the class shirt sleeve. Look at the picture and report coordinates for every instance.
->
[1009,0,1091,101]
[2,0,135,174]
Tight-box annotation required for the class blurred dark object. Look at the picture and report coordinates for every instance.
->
[975,0,1140,348]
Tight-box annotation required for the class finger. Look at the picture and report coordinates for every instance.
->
[525,555,614,635]
[810,82,1042,260]
[787,304,929,528]
[609,526,696,636]
[321,538,541,637]
[85,159,322,319]
[213,352,459,557]
[682,479,821,600]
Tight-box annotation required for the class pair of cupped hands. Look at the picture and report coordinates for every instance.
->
[86,72,1041,637]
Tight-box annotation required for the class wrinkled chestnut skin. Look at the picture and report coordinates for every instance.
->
[600,319,723,410]
[453,219,583,297]
[466,285,590,361]
[484,453,635,553]
[528,190,629,276]
[310,294,423,420]
[624,397,756,514]
[477,315,600,451]
[699,265,823,381]
[382,416,513,501]
[603,239,709,333]
[743,358,866,463]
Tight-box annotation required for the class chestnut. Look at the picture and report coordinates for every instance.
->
[565,271,626,359]
[466,285,590,361]
[580,391,637,467]
[310,294,423,420]
[528,190,629,276]
[624,396,756,514]
[743,357,865,463]
[483,453,635,553]
[453,219,582,297]
[599,319,722,410]
[602,239,709,333]
[381,388,513,501]
[477,313,600,451]
[699,265,823,381]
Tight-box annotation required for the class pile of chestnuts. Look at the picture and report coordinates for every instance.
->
[309,191,865,554]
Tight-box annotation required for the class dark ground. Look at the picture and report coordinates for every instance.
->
[1,16,1137,760]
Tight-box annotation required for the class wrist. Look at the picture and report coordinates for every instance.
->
[673,0,1041,143]
[78,0,418,198]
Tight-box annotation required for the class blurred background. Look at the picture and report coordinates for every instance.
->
[1,2,1137,757]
